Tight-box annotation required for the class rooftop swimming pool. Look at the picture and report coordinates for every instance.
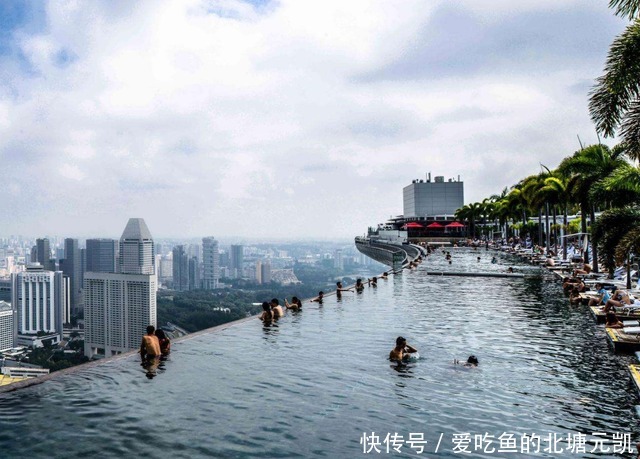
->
[0,249,638,458]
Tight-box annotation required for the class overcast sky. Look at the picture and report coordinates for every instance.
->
[0,1,627,239]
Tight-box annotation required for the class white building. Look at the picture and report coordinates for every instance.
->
[202,237,219,290]
[11,264,65,340]
[84,218,157,359]
[403,174,464,218]
[0,300,15,352]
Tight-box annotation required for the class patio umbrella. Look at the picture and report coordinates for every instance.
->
[426,222,444,229]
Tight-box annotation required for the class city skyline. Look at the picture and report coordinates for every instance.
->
[0,1,627,238]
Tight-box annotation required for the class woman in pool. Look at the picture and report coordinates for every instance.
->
[355,279,365,293]
[605,312,624,329]
[260,301,273,323]
[155,329,171,356]
[285,296,303,310]
[389,336,418,362]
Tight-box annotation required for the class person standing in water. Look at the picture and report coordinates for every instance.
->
[389,336,418,362]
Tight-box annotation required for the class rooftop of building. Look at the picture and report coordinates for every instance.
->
[120,218,153,241]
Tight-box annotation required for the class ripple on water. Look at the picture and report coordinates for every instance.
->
[1,250,639,458]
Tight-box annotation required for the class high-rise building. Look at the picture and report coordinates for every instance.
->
[256,260,271,284]
[11,264,65,339]
[202,237,219,290]
[188,256,200,290]
[86,239,117,274]
[172,245,189,291]
[119,219,155,275]
[84,218,157,359]
[230,245,244,279]
[60,238,82,317]
[0,300,15,352]
[36,238,55,271]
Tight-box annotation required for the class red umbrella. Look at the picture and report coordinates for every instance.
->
[446,222,465,228]
[403,222,423,228]
[426,222,444,228]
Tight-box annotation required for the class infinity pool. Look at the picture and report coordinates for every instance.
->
[0,249,638,458]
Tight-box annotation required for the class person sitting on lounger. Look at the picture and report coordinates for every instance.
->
[573,263,592,276]
[588,283,610,307]
[605,312,624,329]
[603,290,637,313]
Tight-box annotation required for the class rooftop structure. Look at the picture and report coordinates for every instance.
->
[403,173,463,218]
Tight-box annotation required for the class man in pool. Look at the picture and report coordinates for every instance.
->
[311,291,324,303]
[140,325,161,360]
[389,336,418,362]
[270,298,284,319]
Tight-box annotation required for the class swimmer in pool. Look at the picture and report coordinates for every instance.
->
[454,355,479,367]
[389,336,418,362]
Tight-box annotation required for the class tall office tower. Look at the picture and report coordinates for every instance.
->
[11,265,65,339]
[255,260,262,284]
[119,218,155,275]
[255,260,271,284]
[86,239,118,273]
[30,246,37,263]
[202,237,219,290]
[156,243,163,257]
[172,245,189,291]
[36,238,55,271]
[230,245,244,279]
[188,256,200,290]
[60,238,82,317]
[334,249,344,270]
[188,244,201,261]
[261,261,271,284]
[0,300,15,352]
[84,218,157,358]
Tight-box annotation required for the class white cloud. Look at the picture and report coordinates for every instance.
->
[0,0,627,238]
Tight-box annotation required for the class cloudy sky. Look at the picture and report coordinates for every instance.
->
[0,0,627,239]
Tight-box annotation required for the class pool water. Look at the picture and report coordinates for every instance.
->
[0,249,638,458]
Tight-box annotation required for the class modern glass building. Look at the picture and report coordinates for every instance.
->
[202,237,219,290]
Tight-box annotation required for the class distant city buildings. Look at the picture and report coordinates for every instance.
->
[202,237,219,290]
[255,260,271,284]
[35,238,55,271]
[84,219,157,359]
[230,245,244,279]
[172,245,189,291]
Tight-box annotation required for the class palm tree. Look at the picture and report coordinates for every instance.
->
[454,203,482,239]
[592,206,640,284]
[609,0,640,20]
[558,144,628,272]
[538,174,571,257]
[589,6,640,157]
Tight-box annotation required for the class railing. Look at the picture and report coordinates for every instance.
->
[355,237,422,268]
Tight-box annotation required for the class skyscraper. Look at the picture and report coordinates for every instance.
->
[188,256,200,290]
[86,239,117,273]
[84,218,157,358]
[119,219,155,275]
[60,238,82,317]
[172,245,189,291]
[202,237,219,290]
[36,238,55,271]
[230,245,244,279]
[11,264,65,339]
